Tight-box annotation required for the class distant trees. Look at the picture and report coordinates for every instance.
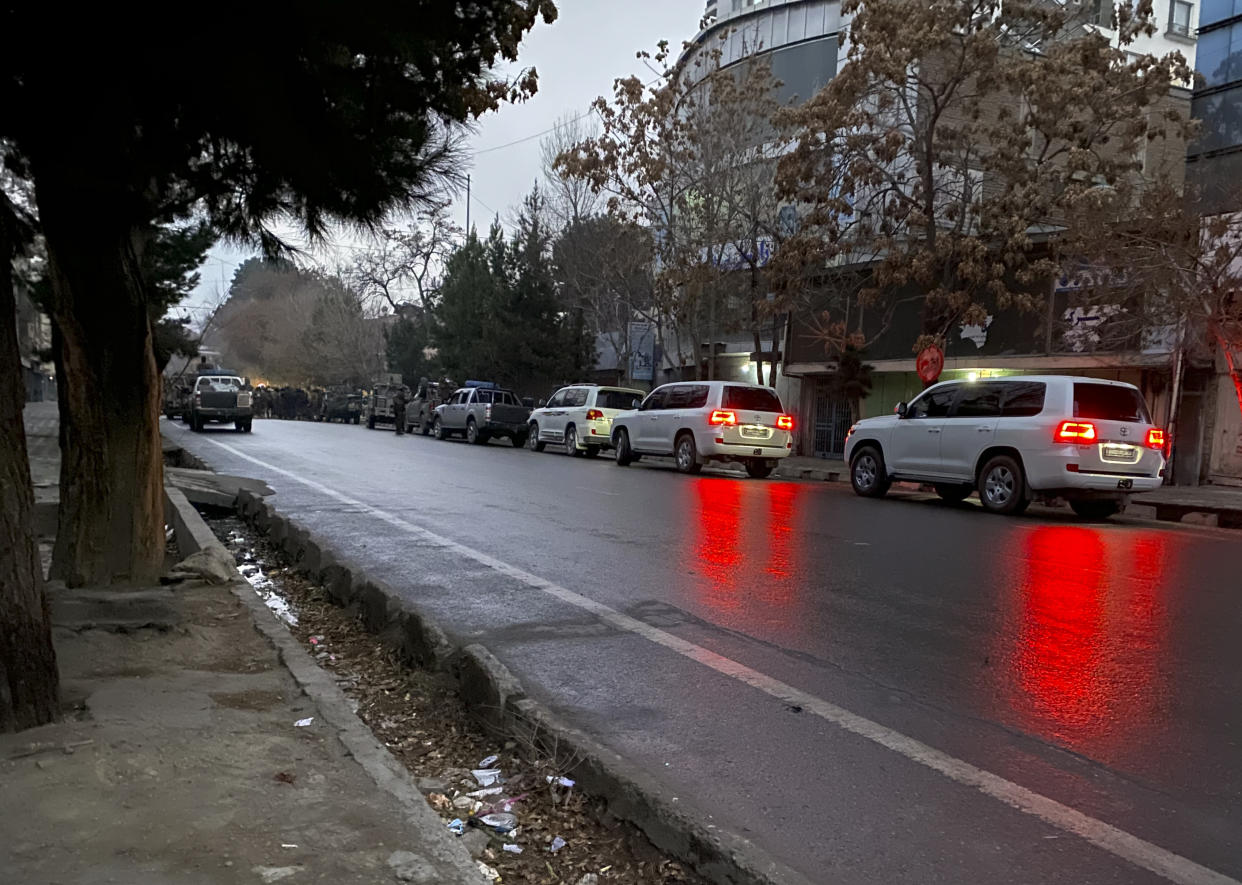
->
[435,189,594,391]
[210,259,384,388]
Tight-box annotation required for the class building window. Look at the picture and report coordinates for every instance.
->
[1169,0,1194,36]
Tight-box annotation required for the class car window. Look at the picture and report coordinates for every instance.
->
[722,385,782,412]
[953,382,1002,418]
[475,389,493,404]
[640,389,668,411]
[664,384,709,409]
[452,391,468,405]
[597,389,643,410]
[496,391,517,405]
[999,381,1046,417]
[199,377,242,392]
[564,388,589,408]
[546,389,567,408]
[1073,383,1151,422]
[907,386,956,418]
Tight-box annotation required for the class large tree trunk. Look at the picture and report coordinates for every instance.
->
[36,175,164,587]
[0,214,60,733]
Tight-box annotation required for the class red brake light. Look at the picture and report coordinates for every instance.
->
[1054,421,1096,444]
[585,409,604,421]
[776,415,794,431]
[1145,428,1165,450]
[709,410,737,426]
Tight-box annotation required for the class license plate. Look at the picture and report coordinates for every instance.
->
[741,426,768,438]
[1117,478,1133,490]
[1102,444,1139,462]
[753,448,763,456]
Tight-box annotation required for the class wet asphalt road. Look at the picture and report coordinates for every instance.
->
[164,416,1242,885]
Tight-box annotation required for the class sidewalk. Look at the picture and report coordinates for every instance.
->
[776,454,847,483]
[3,403,485,885]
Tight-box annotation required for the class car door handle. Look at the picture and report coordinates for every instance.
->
[927,428,941,433]
[977,426,991,432]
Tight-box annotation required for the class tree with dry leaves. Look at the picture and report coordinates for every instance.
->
[774,0,1196,358]
[558,40,791,381]
[1068,181,1242,476]
[347,204,461,315]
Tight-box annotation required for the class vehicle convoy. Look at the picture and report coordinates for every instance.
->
[364,374,408,430]
[610,381,795,478]
[432,381,531,446]
[527,384,644,457]
[407,378,451,435]
[843,375,1166,519]
[186,371,253,432]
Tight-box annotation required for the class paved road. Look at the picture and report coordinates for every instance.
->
[165,416,1242,885]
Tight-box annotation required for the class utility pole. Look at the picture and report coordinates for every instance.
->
[465,175,471,236]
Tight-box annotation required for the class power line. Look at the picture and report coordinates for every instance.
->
[469,108,596,156]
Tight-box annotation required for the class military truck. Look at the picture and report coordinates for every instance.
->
[431,381,531,446]
[407,378,451,435]
[364,373,407,429]
[162,377,191,419]
[322,388,363,424]
[187,370,254,432]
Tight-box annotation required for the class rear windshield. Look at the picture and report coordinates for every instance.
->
[198,377,242,392]
[597,389,643,410]
[1073,383,1151,423]
[723,386,783,413]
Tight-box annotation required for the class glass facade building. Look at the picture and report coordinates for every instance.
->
[1189,0,1242,210]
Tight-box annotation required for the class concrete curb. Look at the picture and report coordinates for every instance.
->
[162,485,485,885]
[235,488,814,885]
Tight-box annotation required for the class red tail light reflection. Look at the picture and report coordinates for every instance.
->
[1000,526,1173,755]
[687,480,807,619]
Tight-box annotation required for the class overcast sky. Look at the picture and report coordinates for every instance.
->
[181,0,703,323]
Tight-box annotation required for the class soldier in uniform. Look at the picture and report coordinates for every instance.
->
[392,386,409,435]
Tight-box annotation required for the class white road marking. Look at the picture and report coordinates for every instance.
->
[204,435,1238,885]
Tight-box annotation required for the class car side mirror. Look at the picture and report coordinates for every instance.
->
[895,402,908,418]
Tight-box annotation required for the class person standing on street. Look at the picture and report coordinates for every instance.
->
[392,386,409,436]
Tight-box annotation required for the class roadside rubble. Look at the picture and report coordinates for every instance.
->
[209,512,702,885]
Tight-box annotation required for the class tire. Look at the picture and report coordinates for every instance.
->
[675,432,702,475]
[467,419,484,445]
[366,415,376,430]
[745,460,774,479]
[511,433,528,449]
[850,446,891,497]
[235,420,245,432]
[978,454,1028,515]
[583,446,601,459]
[434,418,447,440]
[1070,499,1122,520]
[353,415,360,425]
[419,419,431,436]
[528,424,546,452]
[565,424,583,457]
[190,413,201,433]
[243,420,253,433]
[934,483,973,503]
[614,429,633,466]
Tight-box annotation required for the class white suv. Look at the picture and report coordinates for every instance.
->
[610,381,794,478]
[843,375,1165,518]
[527,385,645,457]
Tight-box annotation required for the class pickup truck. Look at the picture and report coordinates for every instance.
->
[365,382,408,429]
[431,382,531,446]
[188,372,253,432]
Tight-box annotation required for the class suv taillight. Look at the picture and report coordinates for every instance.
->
[776,415,794,431]
[194,393,201,404]
[1054,420,1096,444]
[1145,428,1166,450]
[484,404,492,419]
[709,410,737,426]
[585,409,604,421]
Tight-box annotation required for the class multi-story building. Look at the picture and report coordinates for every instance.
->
[1188,0,1242,211]
[669,0,1204,474]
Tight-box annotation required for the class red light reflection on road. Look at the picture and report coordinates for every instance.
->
[687,479,807,618]
[1003,526,1175,754]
